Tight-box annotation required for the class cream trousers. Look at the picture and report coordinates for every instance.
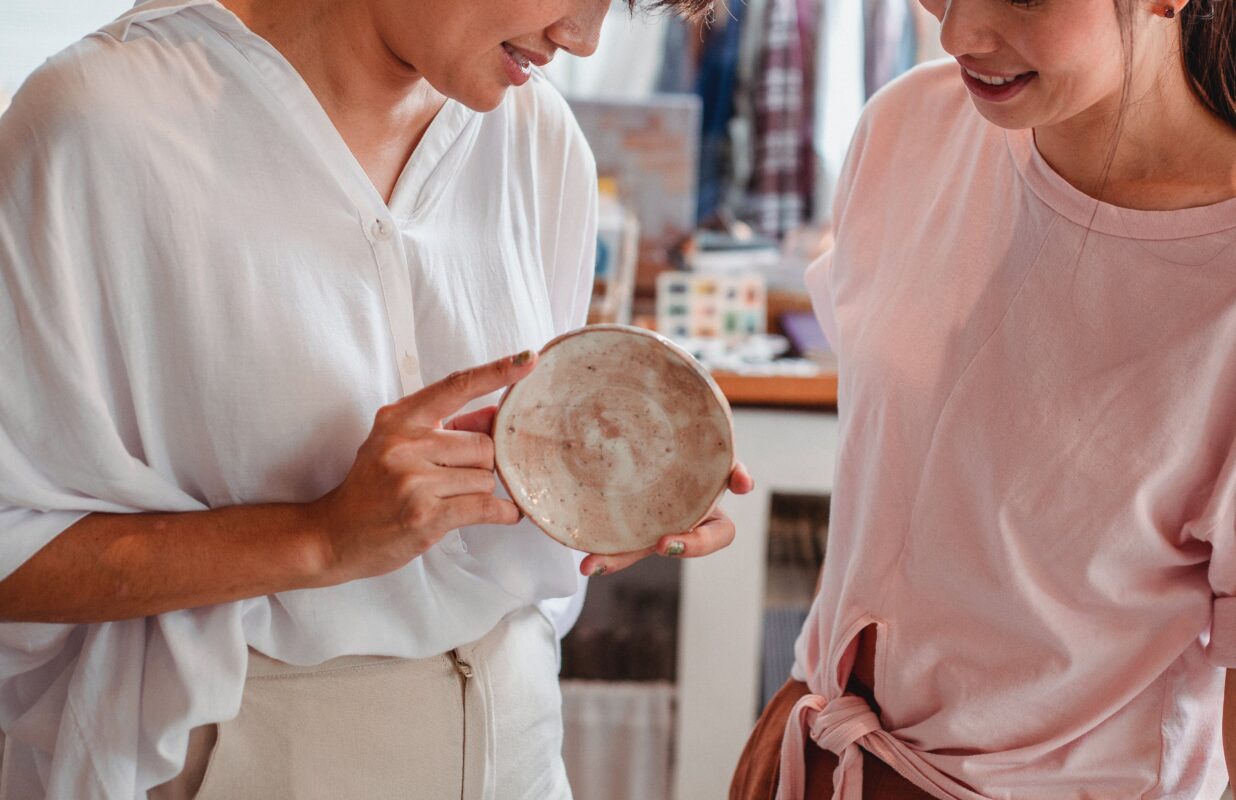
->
[151,606,571,800]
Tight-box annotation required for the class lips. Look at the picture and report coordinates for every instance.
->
[505,43,552,67]
[962,66,1029,86]
[503,43,533,71]
[958,63,1037,103]
[499,42,553,88]
[499,43,533,87]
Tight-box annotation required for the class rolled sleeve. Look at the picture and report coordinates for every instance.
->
[0,507,90,583]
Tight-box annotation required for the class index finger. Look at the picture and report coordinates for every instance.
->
[398,350,538,426]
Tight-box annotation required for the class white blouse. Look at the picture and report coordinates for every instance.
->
[0,1,598,796]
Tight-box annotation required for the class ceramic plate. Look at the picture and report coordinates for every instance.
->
[494,325,735,555]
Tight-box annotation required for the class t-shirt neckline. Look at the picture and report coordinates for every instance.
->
[1005,126,1236,240]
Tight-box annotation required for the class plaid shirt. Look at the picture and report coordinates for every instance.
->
[747,0,815,238]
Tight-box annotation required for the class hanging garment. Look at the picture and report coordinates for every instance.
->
[657,14,699,94]
[726,0,769,216]
[794,0,818,221]
[746,0,813,238]
[693,5,747,223]
[863,0,916,99]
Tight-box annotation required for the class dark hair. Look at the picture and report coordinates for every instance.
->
[1114,0,1236,132]
[628,0,715,19]
[1089,0,1235,203]
[1180,0,1236,130]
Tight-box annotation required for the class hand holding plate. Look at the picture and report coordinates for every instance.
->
[579,462,754,576]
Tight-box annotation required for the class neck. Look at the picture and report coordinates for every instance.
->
[219,0,448,203]
[1033,28,1236,211]
[220,0,442,123]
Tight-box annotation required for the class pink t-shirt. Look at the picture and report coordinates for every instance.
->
[787,60,1236,799]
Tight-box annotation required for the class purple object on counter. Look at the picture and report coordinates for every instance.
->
[780,310,831,357]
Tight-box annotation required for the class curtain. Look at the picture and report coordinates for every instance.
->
[561,680,676,800]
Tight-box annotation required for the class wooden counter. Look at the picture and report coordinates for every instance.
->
[629,304,838,409]
[711,370,837,409]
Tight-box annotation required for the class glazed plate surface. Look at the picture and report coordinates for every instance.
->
[494,325,734,555]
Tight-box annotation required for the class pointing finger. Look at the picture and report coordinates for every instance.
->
[399,351,538,427]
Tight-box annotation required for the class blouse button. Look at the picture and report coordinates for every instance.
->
[371,218,393,241]
[400,352,420,378]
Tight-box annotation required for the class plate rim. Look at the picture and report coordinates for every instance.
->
[493,324,736,555]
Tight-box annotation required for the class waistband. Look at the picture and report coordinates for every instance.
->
[245,649,410,678]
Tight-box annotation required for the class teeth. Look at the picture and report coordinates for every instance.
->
[965,67,1022,86]
[503,43,532,71]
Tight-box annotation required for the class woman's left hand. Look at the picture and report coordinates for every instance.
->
[579,463,755,577]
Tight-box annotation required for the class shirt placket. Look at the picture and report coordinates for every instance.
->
[365,212,424,396]
[366,211,469,559]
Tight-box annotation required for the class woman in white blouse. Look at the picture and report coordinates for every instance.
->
[0,0,748,797]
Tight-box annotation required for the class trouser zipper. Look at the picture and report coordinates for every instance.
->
[450,649,472,800]
[450,649,473,679]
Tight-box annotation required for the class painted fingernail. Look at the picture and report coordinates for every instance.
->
[666,541,686,557]
[512,350,533,366]
[591,564,608,577]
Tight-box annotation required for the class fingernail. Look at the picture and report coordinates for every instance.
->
[666,541,685,557]
[591,564,607,577]
[512,350,533,366]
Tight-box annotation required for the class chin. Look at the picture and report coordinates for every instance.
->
[969,103,1037,131]
[434,78,508,113]
[461,89,508,113]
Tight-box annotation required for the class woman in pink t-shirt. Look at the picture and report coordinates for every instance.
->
[733,1,1236,799]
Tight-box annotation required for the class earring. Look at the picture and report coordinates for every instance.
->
[1153,3,1178,17]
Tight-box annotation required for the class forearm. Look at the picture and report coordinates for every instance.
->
[0,503,330,624]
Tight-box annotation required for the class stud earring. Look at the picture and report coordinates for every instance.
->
[1153,3,1177,17]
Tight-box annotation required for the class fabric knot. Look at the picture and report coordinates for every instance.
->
[776,687,982,799]
[775,691,884,800]
[808,693,882,755]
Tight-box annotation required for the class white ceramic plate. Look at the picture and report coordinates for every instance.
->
[494,325,735,555]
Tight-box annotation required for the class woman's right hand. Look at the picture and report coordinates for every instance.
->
[309,350,537,585]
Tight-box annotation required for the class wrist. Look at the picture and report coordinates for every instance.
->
[291,498,340,589]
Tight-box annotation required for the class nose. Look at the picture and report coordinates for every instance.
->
[546,1,607,58]
[934,0,1001,58]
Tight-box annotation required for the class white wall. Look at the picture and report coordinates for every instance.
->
[0,0,133,106]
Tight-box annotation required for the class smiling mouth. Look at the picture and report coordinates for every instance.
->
[963,66,1034,86]
[502,43,533,74]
